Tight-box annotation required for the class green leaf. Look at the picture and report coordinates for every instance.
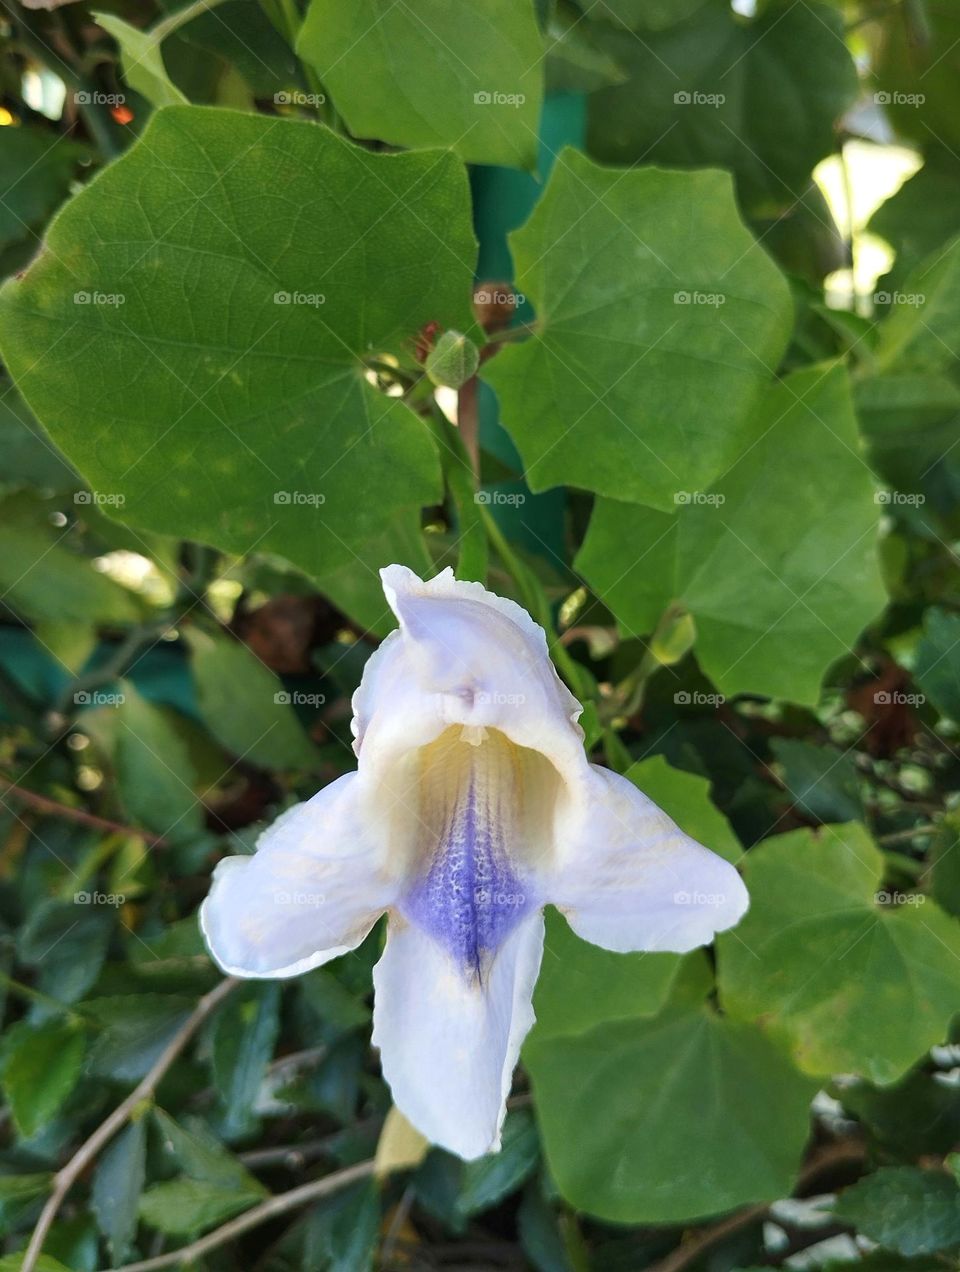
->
[532,907,685,1041]
[187,629,316,769]
[482,151,791,510]
[875,237,960,375]
[0,1172,52,1226]
[770,738,864,824]
[176,0,298,98]
[526,976,815,1222]
[95,13,189,108]
[586,1,857,210]
[297,0,543,169]
[114,684,204,845]
[17,899,113,1004]
[595,0,710,31]
[0,1256,71,1272]
[576,364,885,704]
[300,1179,380,1272]
[92,1118,148,1264]
[152,1107,265,1192]
[0,125,86,264]
[873,2,960,153]
[0,106,475,576]
[0,383,78,492]
[869,151,960,294]
[915,608,960,723]
[85,995,194,1081]
[834,1167,960,1256]
[628,754,742,863]
[0,1018,85,1137]
[458,1109,540,1216]
[0,506,141,628]
[138,1177,256,1236]
[300,967,371,1038]
[855,373,960,497]
[718,823,960,1084]
[210,981,281,1137]
[532,756,739,1041]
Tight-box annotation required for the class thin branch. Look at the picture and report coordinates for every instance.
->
[646,1138,867,1272]
[110,1160,376,1271]
[876,823,939,846]
[0,775,166,847]
[21,976,239,1272]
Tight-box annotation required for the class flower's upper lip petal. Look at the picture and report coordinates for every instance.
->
[550,764,749,954]
[372,909,545,1160]
[200,773,396,979]
[352,565,586,789]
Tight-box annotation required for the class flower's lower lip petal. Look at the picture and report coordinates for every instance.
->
[200,773,394,978]
[552,765,749,954]
[372,910,545,1161]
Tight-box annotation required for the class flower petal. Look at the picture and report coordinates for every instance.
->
[353,566,585,782]
[372,909,544,1160]
[552,765,748,953]
[200,774,395,978]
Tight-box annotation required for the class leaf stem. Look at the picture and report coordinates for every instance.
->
[0,774,165,848]
[876,823,939,845]
[150,0,232,44]
[20,976,239,1272]
[108,1160,376,1271]
[427,406,488,583]
[479,507,587,699]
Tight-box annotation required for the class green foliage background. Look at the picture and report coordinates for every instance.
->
[0,0,959,1268]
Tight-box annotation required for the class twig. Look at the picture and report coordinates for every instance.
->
[646,1202,768,1272]
[109,1160,376,1271]
[21,977,239,1272]
[877,823,939,846]
[646,1138,867,1272]
[0,775,166,847]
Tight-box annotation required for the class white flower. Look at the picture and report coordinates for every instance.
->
[200,566,748,1159]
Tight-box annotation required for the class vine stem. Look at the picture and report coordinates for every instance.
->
[647,1138,867,1272]
[479,506,587,700]
[0,774,165,848]
[21,977,240,1272]
[109,1160,377,1271]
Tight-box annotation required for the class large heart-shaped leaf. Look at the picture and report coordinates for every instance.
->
[718,823,960,1084]
[575,364,885,704]
[526,958,815,1222]
[0,106,476,577]
[297,0,543,169]
[587,0,857,210]
[481,149,791,510]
